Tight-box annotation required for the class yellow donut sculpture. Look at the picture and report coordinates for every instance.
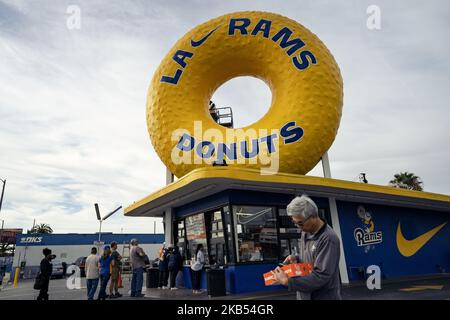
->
[147,11,343,178]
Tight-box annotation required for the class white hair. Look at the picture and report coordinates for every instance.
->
[286,194,318,218]
[130,238,139,245]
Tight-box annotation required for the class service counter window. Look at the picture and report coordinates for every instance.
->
[209,210,224,264]
[185,213,209,263]
[176,220,187,260]
[233,205,278,263]
[278,208,302,258]
[278,207,327,258]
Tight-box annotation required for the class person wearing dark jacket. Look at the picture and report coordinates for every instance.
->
[37,248,55,301]
[158,247,170,289]
[167,246,182,290]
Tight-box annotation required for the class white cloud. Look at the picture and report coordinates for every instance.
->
[0,0,449,234]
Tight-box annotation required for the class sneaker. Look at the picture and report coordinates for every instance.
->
[109,294,116,299]
[135,293,145,298]
[170,287,178,290]
[115,293,122,298]
[162,286,169,290]
[157,287,162,290]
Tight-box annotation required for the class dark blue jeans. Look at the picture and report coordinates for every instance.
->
[131,267,144,296]
[97,274,110,300]
[86,278,99,300]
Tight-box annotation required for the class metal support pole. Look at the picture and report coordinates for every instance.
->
[164,168,174,244]
[321,152,349,284]
[321,152,332,178]
[166,168,174,185]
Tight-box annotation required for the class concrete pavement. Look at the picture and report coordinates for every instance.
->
[1,274,450,300]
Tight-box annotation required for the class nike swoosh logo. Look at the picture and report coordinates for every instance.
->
[396,221,447,257]
[191,25,220,47]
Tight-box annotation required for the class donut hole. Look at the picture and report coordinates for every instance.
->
[210,76,272,129]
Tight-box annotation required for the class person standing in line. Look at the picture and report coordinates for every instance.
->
[85,247,100,300]
[97,246,113,300]
[109,241,123,298]
[190,244,206,294]
[168,245,182,290]
[158,246,169,289]
[130,239,147,298]
[36,248,55,301]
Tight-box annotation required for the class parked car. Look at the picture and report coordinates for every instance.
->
[73,257,87,277]
[51,260,64,279]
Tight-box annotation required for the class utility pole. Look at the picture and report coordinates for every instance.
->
[0,179,6,214]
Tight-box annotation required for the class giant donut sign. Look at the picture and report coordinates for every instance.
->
[147,11,343,177]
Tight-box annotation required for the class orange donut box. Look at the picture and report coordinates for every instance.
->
[263,263,313,286]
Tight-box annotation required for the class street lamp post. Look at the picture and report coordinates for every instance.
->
[94,203,122,249]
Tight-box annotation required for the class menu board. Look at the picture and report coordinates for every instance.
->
[185,213,207,240]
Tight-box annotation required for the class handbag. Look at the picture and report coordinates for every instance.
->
[33,273,43,290]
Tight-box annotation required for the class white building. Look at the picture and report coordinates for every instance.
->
[12,233,164,279]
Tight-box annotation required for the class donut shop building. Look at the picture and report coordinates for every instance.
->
[124,11,450,294]
[124,167,450,294]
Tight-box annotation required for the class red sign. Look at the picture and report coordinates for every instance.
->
[0,229,23,244]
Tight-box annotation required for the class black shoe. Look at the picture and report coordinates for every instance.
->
[135,293,145,298]
[115,293,123,298]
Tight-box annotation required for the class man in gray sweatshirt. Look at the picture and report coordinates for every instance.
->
[273,194,342,300]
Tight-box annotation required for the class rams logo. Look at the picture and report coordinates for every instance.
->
[354,206,383,253]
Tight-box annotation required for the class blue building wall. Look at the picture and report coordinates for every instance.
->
[15,233,165,247]
[337,200,450,280]
[182,263,285,294]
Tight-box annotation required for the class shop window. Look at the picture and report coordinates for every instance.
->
[222,205,236,263]
[185,213,208,263]
[278,206,326,258]
[278,208,301,234]
[176,220,186,260]
[208,209,226,265]
[233,205,278,262]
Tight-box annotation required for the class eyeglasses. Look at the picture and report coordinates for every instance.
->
[291,215,312,227]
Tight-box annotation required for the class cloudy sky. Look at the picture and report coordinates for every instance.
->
[0,0,449,234]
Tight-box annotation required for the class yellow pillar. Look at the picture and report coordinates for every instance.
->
[13,267,20,288]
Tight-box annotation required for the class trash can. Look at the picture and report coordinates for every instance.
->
[146,268,160,288]
[206,268,226,297]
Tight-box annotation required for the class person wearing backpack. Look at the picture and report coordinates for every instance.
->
[109,241,123,298]
[190,244,206,294]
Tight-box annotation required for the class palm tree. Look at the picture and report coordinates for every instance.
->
[389,172,423,191]
[29,223,53,234]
